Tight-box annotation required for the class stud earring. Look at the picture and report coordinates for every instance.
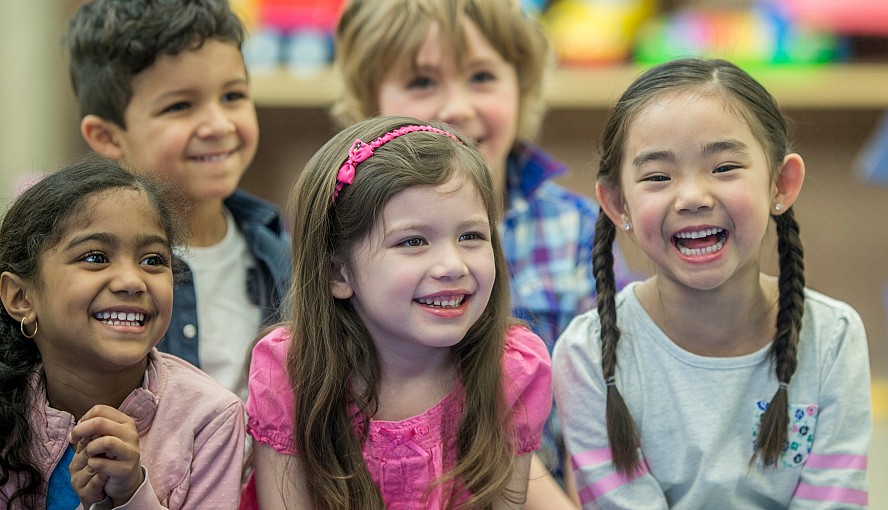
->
[623,222,631,231]
[774,203,783,212]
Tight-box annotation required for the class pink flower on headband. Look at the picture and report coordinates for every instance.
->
[331,125,461,202]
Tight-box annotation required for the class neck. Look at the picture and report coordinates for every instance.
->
[186,199,228,247]
[373,347,455,421]
[636,273,779,357]
[42,358,147,421]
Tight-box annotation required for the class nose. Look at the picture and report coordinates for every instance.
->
[196,102,236,138]
[431,241,469,281]
[109,261,148,295]
[437,84,474,126]
[674,175,715,213]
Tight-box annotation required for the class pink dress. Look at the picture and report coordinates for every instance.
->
[242,325,552,509]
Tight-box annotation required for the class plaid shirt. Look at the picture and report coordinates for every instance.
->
[501,142,636,351]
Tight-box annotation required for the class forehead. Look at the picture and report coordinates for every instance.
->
[626,89,763,153]
[394,17,503,75]
[129,39,246,97]
[60,188,164,239]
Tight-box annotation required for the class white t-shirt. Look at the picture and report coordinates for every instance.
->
[176,208,262,401]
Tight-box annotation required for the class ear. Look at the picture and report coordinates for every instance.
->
[329,258,354,300]
[0,271,35,323]
[772,153,806,214]
[595,181,628,228]
[81,114,125,160]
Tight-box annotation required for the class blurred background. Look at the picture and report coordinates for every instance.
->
[2,0,887,503]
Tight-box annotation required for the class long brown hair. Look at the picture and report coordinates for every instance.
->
[282,115,519,508]
[593,58,805,475]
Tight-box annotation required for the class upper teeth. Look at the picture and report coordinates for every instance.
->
[95,311,145,322]
[417,296,464,308]
[195,153,227,161]
[675,227,724,239]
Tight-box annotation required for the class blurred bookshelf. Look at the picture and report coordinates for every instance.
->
[250,63,888,110]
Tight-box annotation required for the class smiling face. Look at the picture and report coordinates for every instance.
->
[332,176,496,362]
[29,188,174,375]
[377,19,519,194]
[610,90,778,292]
[111,39,258,204]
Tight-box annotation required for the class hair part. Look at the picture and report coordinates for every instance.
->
[284,115,518,508]
[0,156,184,506]
[332,0,552,141]
[64,0,246,128]
[592,58,805,474]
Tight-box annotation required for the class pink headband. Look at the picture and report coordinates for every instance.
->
[332,125,462,202]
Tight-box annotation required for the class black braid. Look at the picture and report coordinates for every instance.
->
[593,210,641,475]
[754,208,805,466]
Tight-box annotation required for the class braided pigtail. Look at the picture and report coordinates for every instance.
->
[754,208,805,466]
[593,211,641,476]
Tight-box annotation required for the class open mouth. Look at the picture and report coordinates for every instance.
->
[94,311,146,327]
[415,295,467,309]
[673,227,727,256]
[189,149,235,162]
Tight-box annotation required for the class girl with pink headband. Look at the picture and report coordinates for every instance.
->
[241,115,552,509]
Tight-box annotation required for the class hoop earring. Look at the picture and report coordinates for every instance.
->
[20,317,37,339]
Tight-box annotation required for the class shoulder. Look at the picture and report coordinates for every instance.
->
[157,352,242,411]
[800,287,868,353]
[225,188,289,236]
[502,325,552,403]
[503,324,551,375]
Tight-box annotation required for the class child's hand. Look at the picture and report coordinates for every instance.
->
[69,405,143,507]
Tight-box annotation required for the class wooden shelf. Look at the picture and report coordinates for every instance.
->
[250,63,888,110]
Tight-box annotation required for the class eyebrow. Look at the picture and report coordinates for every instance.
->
[64,232,170,251]
[631,139,752,168]
[384,216,491,237]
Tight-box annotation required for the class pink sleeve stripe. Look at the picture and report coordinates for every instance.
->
[571,447,613,469]
[576,463,649,505]
[805,453,868,470]
[794,482,868,506]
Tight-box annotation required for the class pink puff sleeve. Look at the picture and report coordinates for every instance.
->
[245,326,298,455]
[502,325,553,455]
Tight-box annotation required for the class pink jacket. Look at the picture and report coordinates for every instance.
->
[1,350,245,509]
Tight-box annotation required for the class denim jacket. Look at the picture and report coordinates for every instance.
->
[156,189,292,368]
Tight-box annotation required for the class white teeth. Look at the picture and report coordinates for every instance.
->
[94,311,145,326]
[416,296,464,308]
[677,237,726,256]
[674,227,724,239]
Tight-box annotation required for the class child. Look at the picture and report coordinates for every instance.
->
[64,0,291,400]
[243,115,552,509]
[554,57,871,509]
[332,0,634,489]
[0,159,245,509]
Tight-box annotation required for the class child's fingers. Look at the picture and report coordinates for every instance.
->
[69,448,110,506]
[71,408,138,445]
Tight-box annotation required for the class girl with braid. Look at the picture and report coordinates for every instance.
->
[553,58,871,509]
